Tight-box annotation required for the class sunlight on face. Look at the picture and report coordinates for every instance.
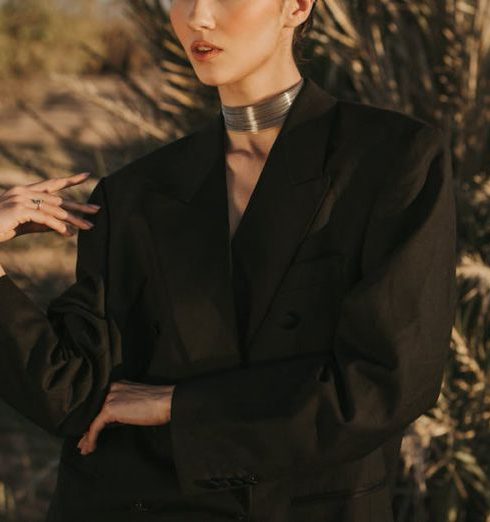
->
[169,0,291,86]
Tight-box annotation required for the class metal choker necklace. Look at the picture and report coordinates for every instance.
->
[221,77,305,133]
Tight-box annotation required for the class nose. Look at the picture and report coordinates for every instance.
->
[187,0,216,31]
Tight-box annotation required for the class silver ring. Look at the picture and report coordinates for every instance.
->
[31,198,43,210]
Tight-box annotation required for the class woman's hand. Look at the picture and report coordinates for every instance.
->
[0,172,100,243]
[77,379,176,455]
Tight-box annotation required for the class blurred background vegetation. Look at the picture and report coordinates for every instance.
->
[0,0,489,521]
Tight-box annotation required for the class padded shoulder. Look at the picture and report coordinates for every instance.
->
[333,98,445,197]
[337,97,441,138]
[99,128,200,211]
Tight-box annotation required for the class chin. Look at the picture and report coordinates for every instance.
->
[196,77,222,88]
[193,70,227,88]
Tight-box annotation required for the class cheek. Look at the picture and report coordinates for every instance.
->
[169,0,282,71]
[169,2,185,41]
[225,3,281,55]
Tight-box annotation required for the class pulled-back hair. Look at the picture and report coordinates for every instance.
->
[289,0,317,66]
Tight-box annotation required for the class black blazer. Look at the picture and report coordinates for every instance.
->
[0,77,457,522]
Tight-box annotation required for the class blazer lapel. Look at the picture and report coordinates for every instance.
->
[142,78,338,368]
[230,79,339,350]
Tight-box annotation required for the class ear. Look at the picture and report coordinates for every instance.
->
[283,0,316,29]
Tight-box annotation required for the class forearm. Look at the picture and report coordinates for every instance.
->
[0,273,114,436]
[0,178,114,436]
[167,126,457,497]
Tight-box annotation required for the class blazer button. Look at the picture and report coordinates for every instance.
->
[246,472,259,484]
[279,311,301,329]
[131,500,149,512]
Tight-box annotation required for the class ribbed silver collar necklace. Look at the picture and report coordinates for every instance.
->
[220,77,305,133]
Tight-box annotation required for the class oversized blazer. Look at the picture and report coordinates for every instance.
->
[0,77,458,522]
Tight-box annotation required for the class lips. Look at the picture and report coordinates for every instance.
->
[190,40,223,62]
[191,40,222,53]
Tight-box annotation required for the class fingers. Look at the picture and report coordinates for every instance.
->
[24,196,95,231]
[21,172,101,227]
[29,172,92,192]
[78,385,120,455]
[0,172,102,239]
[78,411,109,455]
[3,188,98,237]
[5,173,100,216]
[77,433,88,451]
[20,188,101,216]
[77,380,171,455]
[62,198,101,215]
[18,207,79,237]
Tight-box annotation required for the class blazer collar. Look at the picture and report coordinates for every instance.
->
[148,76,338,202]
[142,77,339,373]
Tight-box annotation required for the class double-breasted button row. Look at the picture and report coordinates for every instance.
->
[194,472,259,490]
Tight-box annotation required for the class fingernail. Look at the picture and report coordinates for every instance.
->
[80,172,91,177]
[89,204,101,209]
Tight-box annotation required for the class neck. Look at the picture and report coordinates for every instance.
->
[221,76,305,157]
[218,69,303,104]
[221,77,304,134]
[224,125,280,167]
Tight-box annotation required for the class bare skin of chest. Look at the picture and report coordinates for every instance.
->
[225,150,267,240]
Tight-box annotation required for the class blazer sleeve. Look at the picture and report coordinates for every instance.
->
[168,125,458,497]
[0,177,115,437]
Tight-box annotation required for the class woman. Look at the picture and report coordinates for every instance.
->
[0,0,457,521]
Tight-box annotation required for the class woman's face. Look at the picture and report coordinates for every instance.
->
[169,0,295,87]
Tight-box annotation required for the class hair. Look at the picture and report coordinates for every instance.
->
[286,0,317,66]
